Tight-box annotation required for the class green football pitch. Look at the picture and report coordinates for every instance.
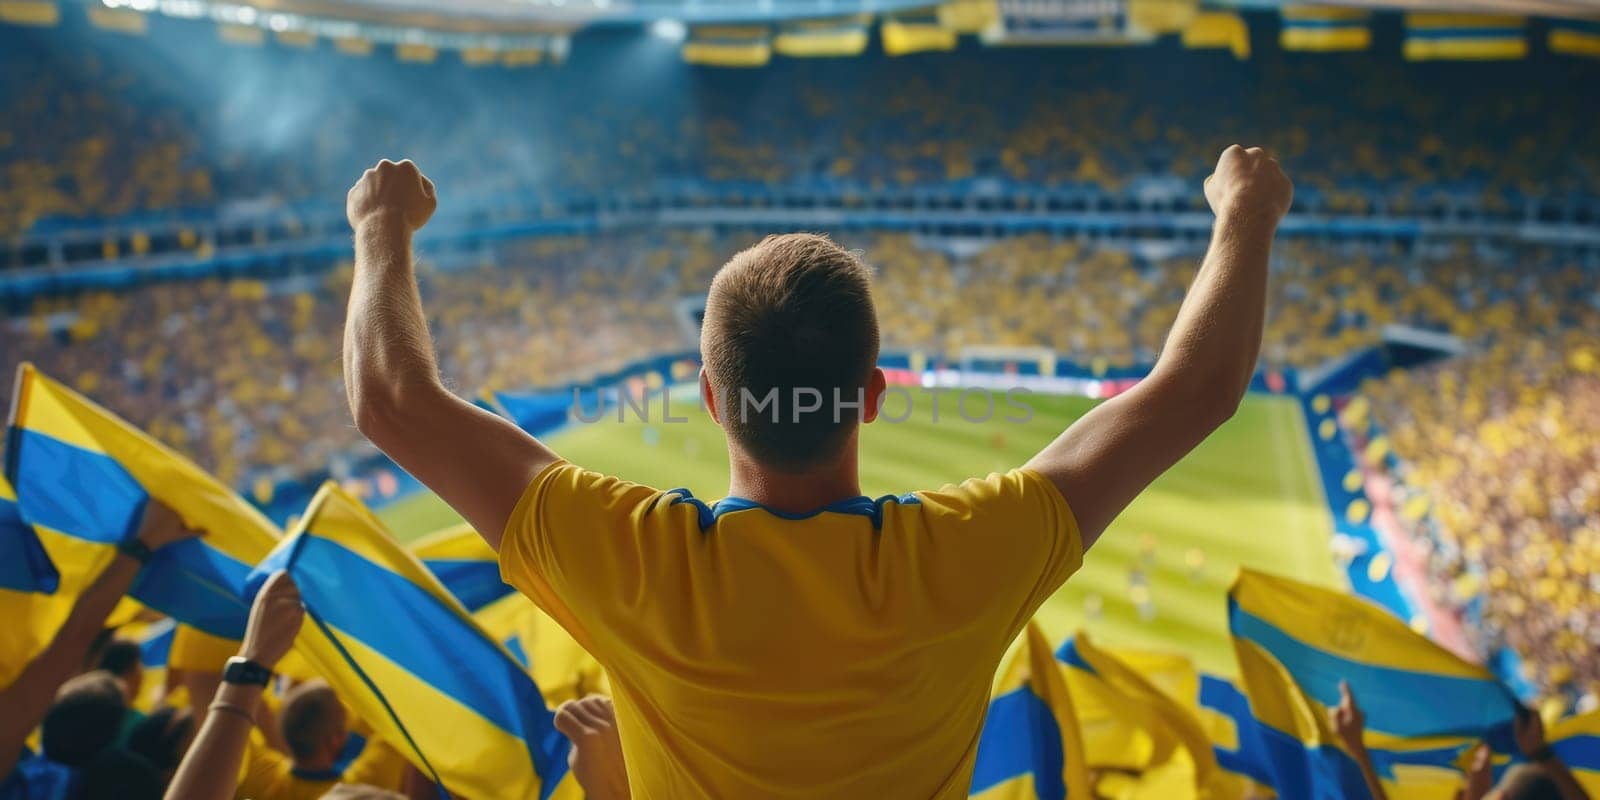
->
[377,388,1340,677]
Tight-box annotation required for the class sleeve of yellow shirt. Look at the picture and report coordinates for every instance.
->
[905,468,1083,635]
[499,462,665,660]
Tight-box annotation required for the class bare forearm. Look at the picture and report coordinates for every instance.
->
[1351,745,1390,800]
[0,554,140,773]
[165,682,263,800]
[345,216,442,423]
[1544,758,1591,800]
[1153,212,1275,407]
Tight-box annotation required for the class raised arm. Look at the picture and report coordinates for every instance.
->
[1514,707,1591,800]
[344,160,559,549]
[0,502,196,778]
[1025,145,1292,548]
[164,572,302,800]
[1331,682,1390,800]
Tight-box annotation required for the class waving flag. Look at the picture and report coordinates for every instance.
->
[1551,710,1600,796]
[1232,638,1373,798]
[1198,673,1275,793]
[970,620,1090,800]
[4,364,278,644]
[0,474,55,594]
[1059,633,1225,798]
[409,524,515,614]
[473,592,608,708]
[1230,569,1518,745]
[250,483,575,800]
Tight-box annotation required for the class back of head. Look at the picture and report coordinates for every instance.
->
[1495,763,1563,800]
[701,233,879,470]
[42,671,126,767]
[96,639,143,698]
[76,749,165,800]
[96,640,141,680]
[280,680,347,763]
[125,706,195,773]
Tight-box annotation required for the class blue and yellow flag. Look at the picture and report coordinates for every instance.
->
[971,620,1091,800]
[473,592,608,708]
[1403,13,1526,60]
[1279,6,1370,52]
[250,483,575,800]
[682,25,772,67]
[772,15,870,58]
[1059,633,1225,798]
[4,365,278,674]
[125,617,176,712]
[1549,20,1600,57]
[1197,673,1275,792]
[1551,710,1600,796]
[1230,569,1518,747]
[0,474,55,594]
[409,524,516,614]
[1232,638,1373,798]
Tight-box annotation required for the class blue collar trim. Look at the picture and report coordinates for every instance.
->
[664,489,920,531]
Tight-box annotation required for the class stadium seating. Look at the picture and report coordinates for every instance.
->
[1360,333,1600,707]
[3,15,1599,244]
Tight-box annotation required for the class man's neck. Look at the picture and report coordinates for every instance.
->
[725,443,862,516]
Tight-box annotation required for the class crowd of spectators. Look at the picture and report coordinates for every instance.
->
[3,15,1599,240]
[4,227,1593,494]
[1358,332,1600,706]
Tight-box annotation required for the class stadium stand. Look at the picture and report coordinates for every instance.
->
[1359,333,1600,705]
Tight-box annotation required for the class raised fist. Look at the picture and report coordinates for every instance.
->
[1204,145,1294,227]
[1330,680,1366,753]
[134,499,202,551]
[555,695,630,800]
[239,571,304,669]
[346,158,437,233]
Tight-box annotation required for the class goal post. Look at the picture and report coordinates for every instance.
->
[958,345,1058,378]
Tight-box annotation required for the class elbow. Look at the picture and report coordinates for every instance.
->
[1195,372,1250,430]
[349,377,436,444]
[1198,386,1245,430]
[350,391,396,443]
[1158,369,1246,432]
[1152,366,1248,435]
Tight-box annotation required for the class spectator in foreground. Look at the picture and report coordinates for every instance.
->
[1331,681,1389,800]
[77,748,165,800]
[125,707,196,784]
[1461,709,1592,800]
[96,640,144,710]
[0,501,198,793]
[554,695,629,800]
[163,573,417,800]
[343,146,1292,796]
[235,679,408,798]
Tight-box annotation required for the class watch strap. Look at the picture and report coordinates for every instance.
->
[222,656,273,687]
[117,538,155,565]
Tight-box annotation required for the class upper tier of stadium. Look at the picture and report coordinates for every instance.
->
[2,1,1599,281]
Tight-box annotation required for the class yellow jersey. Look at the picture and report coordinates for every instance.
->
[235,735,407,800]
[500,462,1082,798]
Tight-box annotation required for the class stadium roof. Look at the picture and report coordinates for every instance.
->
[151,0,941,30]
[103,0,1600,29]
[1224,0,1600,21]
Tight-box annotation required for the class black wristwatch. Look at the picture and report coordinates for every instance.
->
[117,538,155,565]
[222,657,274,687]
